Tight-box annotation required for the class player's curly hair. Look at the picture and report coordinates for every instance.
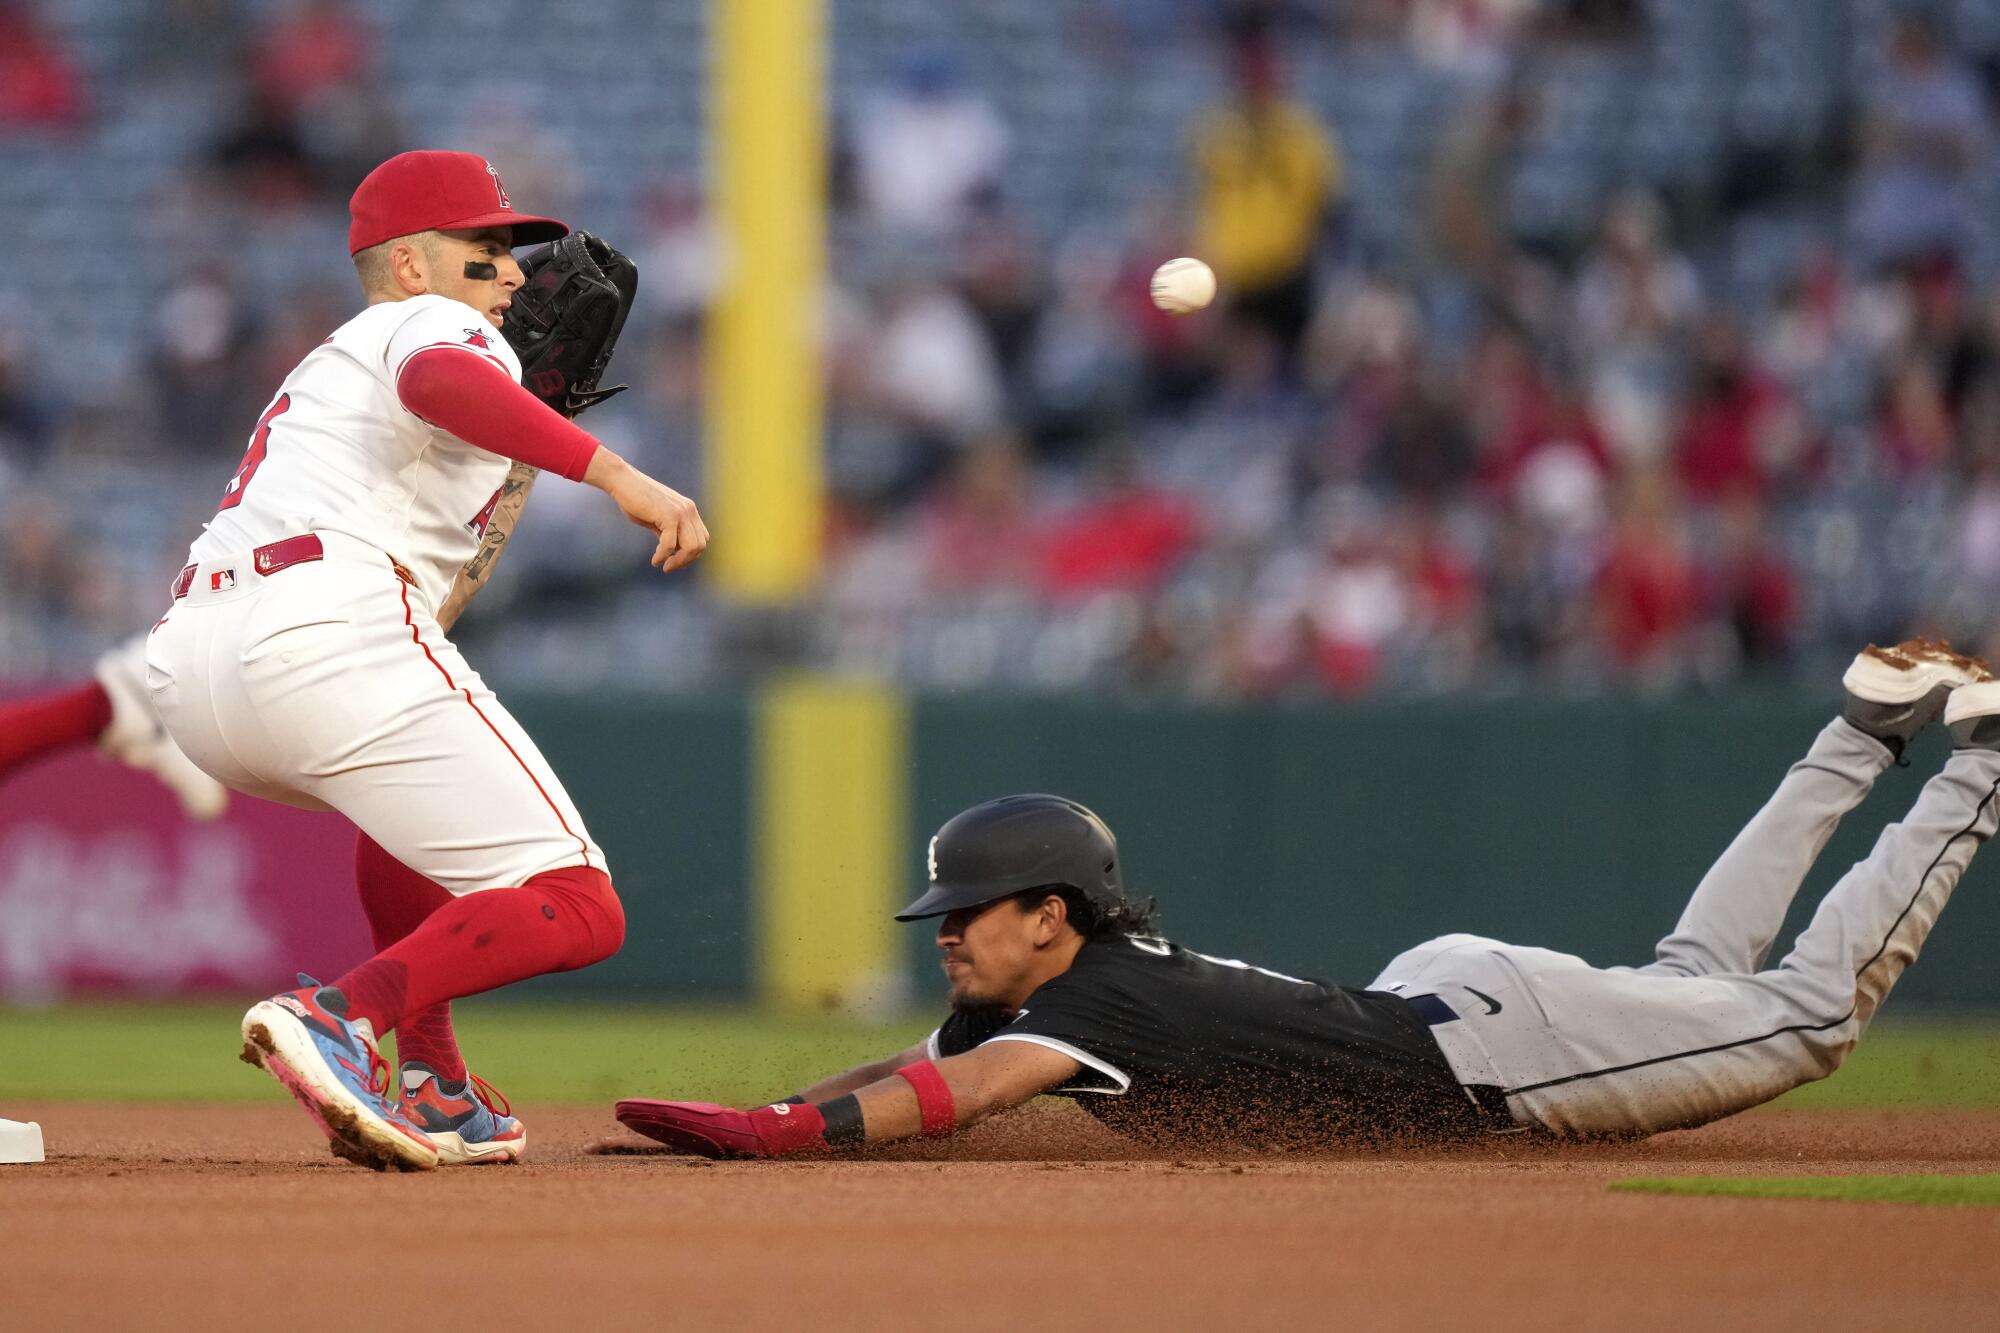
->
[1015,885,1163,941]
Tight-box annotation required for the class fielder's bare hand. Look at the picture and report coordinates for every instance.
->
[584,448,709,573]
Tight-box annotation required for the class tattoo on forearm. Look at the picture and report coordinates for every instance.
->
[463,464,538,584]
[438,462,539,631]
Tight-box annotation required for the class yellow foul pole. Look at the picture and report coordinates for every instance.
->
[708,0,825,602]
[756,678,909,1013]
[715,2,905,1011]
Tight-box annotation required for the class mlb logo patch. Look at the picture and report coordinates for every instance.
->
[210,569,237,592]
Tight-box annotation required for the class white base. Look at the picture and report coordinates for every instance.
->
[0,1119,44,1164]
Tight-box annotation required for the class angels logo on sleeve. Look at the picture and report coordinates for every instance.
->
[462,328,494,350]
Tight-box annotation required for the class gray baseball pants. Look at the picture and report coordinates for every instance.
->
[1371,718,2000,1136]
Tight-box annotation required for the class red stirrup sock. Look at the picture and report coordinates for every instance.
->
[353,833,465,1080]
[0,682,113,780]
[331,865,624,1037]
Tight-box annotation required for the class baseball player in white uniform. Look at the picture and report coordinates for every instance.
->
[146,150,707,1170]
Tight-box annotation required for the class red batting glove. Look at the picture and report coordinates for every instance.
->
[614,1099,829,1159]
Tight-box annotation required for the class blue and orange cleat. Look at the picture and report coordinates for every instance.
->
[239,975,439,1171]
[401,1064,527,1165]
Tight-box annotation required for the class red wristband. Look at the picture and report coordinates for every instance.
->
[894,1060,956,1138]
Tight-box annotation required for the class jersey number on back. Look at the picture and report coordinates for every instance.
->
[219,393,291,511]
[1126,935,1314,987]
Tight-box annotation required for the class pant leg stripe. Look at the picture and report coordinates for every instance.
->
[1503,774,2000,1098]
[396,574,592,870]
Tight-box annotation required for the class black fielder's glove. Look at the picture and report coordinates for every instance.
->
[502,230,639,419]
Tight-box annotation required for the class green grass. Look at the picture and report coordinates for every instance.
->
[0,1003,1996,1109]
[1762,1018,2000,1110]
[1611,1174,2000,1207]
[0,999,931,1104]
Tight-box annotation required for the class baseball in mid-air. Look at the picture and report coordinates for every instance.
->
[1150,257,1216,314]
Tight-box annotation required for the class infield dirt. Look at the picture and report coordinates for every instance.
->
[5,1102,1997,1331]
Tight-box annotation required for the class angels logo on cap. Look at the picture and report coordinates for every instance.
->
[346,150,567,255]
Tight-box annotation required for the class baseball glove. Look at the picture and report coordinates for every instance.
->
[503,230,639,419]
[614,1099,830,1159]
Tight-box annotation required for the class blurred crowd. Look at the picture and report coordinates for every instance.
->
[5,0,2000,699]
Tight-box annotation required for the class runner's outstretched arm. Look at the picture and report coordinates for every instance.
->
[617,1040,1080,1158]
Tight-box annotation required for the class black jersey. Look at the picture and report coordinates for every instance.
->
[930,934,1486,1146]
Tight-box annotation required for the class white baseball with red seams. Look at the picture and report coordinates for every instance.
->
[145,294,605,896]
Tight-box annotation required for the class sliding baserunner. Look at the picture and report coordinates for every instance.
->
[619,640,1999,1152]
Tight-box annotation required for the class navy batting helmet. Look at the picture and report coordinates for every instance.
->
[894,794,1123,921]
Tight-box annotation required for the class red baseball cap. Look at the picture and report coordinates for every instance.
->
[348,150,568,255]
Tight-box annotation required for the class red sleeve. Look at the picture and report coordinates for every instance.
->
[395,346,600,482]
